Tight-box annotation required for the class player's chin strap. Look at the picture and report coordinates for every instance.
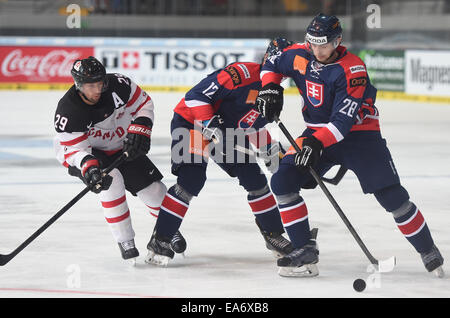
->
[273,116,396,272]
[0,152,129,266]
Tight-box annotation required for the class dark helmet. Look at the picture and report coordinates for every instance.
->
[71,56,108,91]
[262,37,295,64]
[305,13,342,47]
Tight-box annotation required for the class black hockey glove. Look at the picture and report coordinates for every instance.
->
[123,117,152,161]
[256,83,284,123]
[294,136,323,173]
[80,156,113,193]
[202,115,224,143]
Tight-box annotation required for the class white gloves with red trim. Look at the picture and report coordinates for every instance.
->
[123,117,152,161]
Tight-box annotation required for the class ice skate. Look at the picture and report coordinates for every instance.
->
[277,228,319,277]
[118,239,139,265]
[255,219,293,258]
[145,230,174,266]
[421,244,444,278]
[170,230,187,255]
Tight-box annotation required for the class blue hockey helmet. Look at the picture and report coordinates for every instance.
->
[262,37,295,64]
[305,13,342,47]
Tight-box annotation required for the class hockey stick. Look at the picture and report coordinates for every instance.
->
[0,152,128,266]
[321,166,348,185]
[274,118,395,271]
[235,144,347,186]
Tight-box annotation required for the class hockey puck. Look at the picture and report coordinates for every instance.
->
[353,278,366,292]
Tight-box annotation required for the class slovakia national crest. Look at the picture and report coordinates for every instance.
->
[306,80,324,107]
[238,109,260,129]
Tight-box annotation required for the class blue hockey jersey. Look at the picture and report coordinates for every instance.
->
[261,44,379,148]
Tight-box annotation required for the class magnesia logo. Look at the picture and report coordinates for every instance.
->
[305,34,327,45]
[224,66,242,85]
[238,109,260,129]
[306,80,324,107]
[350,65,366,74]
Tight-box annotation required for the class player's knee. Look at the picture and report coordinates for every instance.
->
[248,184,270,197]
[137,180,167,205]
[271,165,300,196]
[235,164,267,192]
[176,165,207,197]
[374,184,410,212]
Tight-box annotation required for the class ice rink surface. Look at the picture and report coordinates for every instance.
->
[0,90,449,298]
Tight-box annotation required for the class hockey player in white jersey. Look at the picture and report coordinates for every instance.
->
[53,56,186,262]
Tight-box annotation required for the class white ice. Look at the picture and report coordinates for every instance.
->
[0,90,449,298]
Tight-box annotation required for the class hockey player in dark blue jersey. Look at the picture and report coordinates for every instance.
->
[257,14,444,277]
[145,40,296,266]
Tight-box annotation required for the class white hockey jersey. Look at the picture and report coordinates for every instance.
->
[53,73,154,169]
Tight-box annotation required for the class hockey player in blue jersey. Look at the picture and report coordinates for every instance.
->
[257,14,444,277]
[145,40,295,266]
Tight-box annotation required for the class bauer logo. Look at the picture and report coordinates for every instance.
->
[350,65,366,74]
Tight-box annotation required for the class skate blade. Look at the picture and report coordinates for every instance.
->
[128,258,137,266]
[278,264,319,277]
[144,250,171,267]
[433,266,445,278]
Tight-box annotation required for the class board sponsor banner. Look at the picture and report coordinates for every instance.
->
[0,46,94,83]
[405,50,450,97]
[353,49,405,92]
[95,46,262,86]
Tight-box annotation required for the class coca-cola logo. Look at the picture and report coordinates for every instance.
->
[1,49,83,78]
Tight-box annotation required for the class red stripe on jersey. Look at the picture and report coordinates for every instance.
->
[102,195,127,208]
[103,149,121,156]
[105,210,130,224]
[217,69,235,90]
[248,193,277,213]
[60,134,88,146]
[161,194,188,218]
[131,95,151,116]
[218,62,261,89]
[261,72,283,87]
[126,86,142,108]
[312,127,338,148]
[64,150,79,159]
[280,202,308,225]
[397,210,425,236]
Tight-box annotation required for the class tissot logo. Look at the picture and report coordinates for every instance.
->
[101,51,119,68]
[122,51,140,69]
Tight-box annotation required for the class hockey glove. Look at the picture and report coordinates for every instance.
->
[259,142,285,174]
[202,115,224,144]
[123,117,152,161]
[256,83,284,123]
[81,156,113,193]
[294,136,323,172]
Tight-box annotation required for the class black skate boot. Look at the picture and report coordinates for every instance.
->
[255,219,293,258]
[421,244,444,278]
[277,228,319,277]
[170,230,187,254]
[145,230,174,266]
[118,239,139,262]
